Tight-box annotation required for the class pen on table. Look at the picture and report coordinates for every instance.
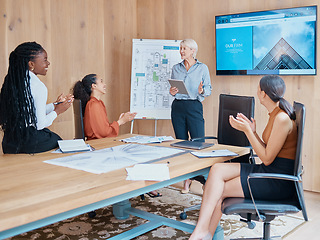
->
[212,150,215,152]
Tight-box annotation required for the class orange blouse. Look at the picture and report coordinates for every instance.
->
[262,106,297,160]
[84,97,119,140]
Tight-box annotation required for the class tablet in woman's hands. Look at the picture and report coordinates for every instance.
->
[168,79,189,95]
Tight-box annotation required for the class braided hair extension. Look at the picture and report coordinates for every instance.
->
[259,75,296,120]
[0,42,44,148]
[72,74,97,115]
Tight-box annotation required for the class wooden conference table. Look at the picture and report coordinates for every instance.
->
[0,134,249,239]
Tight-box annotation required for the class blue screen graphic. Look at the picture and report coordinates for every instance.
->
[216,27,253,70]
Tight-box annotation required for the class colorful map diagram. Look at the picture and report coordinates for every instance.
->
[130,39,181,119]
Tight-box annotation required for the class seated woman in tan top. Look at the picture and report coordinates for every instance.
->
[189,75,298,240]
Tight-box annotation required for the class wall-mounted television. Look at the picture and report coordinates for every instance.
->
[215,6,317,75]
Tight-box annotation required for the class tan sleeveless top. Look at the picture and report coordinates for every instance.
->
[262,107,297,160]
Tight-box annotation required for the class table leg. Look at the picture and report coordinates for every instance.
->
[112,199,131,220]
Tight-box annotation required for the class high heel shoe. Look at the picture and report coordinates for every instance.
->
[181,179,192,194]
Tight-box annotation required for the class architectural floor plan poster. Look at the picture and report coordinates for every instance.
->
[130,39,181,119]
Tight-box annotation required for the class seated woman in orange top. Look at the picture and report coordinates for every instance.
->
[73,74,136,140]
[73,74,161,198]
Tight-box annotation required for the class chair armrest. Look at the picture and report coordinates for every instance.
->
[248,173,300,182]
[246,172,299,222]
[191,136,217,141]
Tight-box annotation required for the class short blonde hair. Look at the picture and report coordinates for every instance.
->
[180,39,198,58]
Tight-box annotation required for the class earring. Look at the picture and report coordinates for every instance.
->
[31,68,34,71]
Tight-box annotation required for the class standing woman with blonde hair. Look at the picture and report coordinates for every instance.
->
[170,39,212,193]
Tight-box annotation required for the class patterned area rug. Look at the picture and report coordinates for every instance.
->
[6,186,305,240]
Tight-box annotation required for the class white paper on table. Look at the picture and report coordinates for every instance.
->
[126,164,170,181]
[45,144,184,174]
[52,144,94,153]
[58,139,91,153]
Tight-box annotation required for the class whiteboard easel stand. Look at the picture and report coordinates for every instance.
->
[130,119,160,136]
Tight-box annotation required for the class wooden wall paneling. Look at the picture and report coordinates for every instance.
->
[103,0,116,130]
[136,0,165,39]
[0,0,6,154]
[133,0,169,136]
[49,0,74,139]
[313,98,320,191]
[312,0,320,192]
[104,0,137,135]
[69,0,105,81]
[31,0,54,135]
[5,0,32,49]
[155,0,181,137]
[5,0,50,50]
[0,0,7,77]
[194,1,216,137]
[284,76,314,191]
[163,0,182,39]
[32,0,52,101]
[64,0,105,139]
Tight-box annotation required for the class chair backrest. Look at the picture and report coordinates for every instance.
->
[293,101,308,221]
[73,99,85,140]
[217,94,255,147]
[293,102,305,177]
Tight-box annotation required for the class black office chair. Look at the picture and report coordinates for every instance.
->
[193,93,256,163]
[222,102,307,240]
[180,94,255,219]
[73,99,85,140]
[73,99,98,218]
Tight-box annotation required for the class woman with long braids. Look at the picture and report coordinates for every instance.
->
[0,42,73,154]
[189,75,298,240]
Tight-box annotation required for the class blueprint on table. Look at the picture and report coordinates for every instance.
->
[44,144,185,174]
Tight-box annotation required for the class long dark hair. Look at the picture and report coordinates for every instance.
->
[259,75,295,120]
[72,74,97,115]
[0,41,44,144]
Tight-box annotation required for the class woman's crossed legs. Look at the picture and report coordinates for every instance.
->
[189,162,244,240]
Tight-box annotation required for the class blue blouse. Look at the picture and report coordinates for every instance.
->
[171,60,212,102]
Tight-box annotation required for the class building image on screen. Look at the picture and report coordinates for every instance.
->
[215,6,317,75]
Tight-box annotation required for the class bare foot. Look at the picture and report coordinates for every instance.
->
[181,179,192,194]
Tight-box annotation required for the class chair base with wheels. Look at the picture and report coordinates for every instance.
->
[222,197,301,240]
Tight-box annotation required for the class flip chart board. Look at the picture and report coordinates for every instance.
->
[130,39,181,119]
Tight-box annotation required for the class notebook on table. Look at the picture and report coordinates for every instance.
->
[170,140,214,150]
